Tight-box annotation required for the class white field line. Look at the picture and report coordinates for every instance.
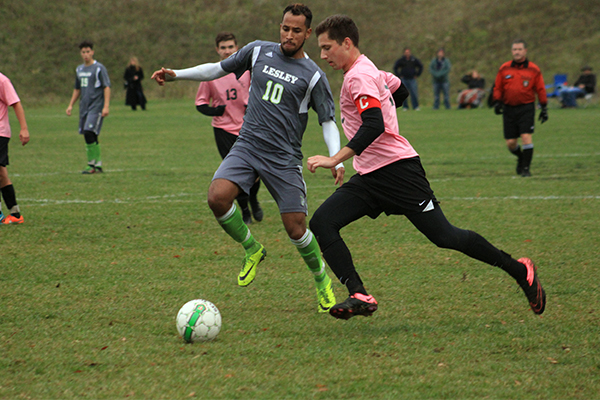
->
[19,193,599,208]
[10,151,600,178]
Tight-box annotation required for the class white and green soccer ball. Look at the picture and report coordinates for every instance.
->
[176,299,222,343]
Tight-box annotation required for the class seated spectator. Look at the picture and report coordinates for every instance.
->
[560,66,596,108]
[458,70,486,109]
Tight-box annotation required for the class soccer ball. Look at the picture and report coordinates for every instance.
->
[176,299,222,343]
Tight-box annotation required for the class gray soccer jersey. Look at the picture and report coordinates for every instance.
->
[74,61,111,116]
[220,40,335,162]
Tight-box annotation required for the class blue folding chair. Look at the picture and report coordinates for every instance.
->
[546,74,568,97]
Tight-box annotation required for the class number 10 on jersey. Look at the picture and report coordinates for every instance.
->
[262,80,284,104]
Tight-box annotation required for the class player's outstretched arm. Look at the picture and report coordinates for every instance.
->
[151,68,175,86]
[152,63,227,86]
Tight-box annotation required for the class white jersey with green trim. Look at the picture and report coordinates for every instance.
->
[220,40,335,162]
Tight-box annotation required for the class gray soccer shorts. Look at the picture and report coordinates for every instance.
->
[212,145,308,214]
[78,112,104,135]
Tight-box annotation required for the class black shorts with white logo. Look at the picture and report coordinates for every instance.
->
[0,137,9,167]
[502,102,535,139]
[335,156,438,218]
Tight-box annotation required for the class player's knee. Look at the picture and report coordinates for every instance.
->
[83,130,97,144]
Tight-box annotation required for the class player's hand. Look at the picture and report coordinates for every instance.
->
[66,105,72,116]
[151,68,176,86]
[538,106,548,124]
[215,105,226,116]
[307,155,336,172]
[101,106,109,117]
[494,102,504,115]
[19,128,30,146]
[331,166,345,186]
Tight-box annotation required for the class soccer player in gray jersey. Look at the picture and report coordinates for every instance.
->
[66,40,111,174]
[152,4,344,313]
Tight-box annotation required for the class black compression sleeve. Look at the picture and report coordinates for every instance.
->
[392,83,409,108]
[346,107,385,156]
[196,104,225,116]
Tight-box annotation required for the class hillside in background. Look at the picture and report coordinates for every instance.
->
[2,0,599,105]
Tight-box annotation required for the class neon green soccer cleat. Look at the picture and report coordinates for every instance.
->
[238,244,266,287]
[316,276,336,313]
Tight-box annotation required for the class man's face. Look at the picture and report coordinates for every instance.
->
[318,33,349,71]
[404,49,411,58]
[511,43,527,62]
[216,40,238,61]
[280,12,311,58]
[80,47,94,64]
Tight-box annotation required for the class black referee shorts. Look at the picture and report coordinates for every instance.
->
[502,103,535,139]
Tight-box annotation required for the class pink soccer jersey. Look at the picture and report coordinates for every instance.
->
[195,71,250,135]
[0,73,20,139]
[340,55,418,175]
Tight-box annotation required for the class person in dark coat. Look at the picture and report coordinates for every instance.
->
[124,56,147,110]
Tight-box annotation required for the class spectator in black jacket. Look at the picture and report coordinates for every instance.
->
[393,47,423,111]
[559,66,596,108]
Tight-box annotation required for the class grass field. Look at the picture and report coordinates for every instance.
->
[1,98,599,399]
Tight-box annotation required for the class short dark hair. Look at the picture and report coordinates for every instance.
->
[282,3,312,28]
[79,40,94,50]
[215,32,237,47]
[315,14,359,47]
[512,39,527,48]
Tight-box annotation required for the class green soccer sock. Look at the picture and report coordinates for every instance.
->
[94,143,102,167]
[216,204,260,255]
[85,143,96,166]
[291,229,328,286]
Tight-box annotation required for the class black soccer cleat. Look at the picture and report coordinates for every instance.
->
[329,293,378,320]
[517,257,546,315]
[521,167,531,177]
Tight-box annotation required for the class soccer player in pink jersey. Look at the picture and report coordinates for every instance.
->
[308,15,546,320]
[196,32,263,225]
[0,72,30,224]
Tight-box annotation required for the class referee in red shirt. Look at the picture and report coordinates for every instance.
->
[493,39,548,177]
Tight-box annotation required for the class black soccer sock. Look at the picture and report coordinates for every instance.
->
[407,205,527,282]
[321,239,367,296]
[461,232,527,282]
[521,145,534,169]
[249,179,261,207]
[236,194,250,214]
[1,184,20,218]
[509,145,522,158]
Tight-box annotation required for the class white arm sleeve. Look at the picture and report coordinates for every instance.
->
[322,120,344,170]
[167,62,228,82]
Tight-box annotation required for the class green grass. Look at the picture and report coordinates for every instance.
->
[1,99,599,399]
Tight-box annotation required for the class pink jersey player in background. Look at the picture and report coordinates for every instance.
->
[195,32,263,225]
